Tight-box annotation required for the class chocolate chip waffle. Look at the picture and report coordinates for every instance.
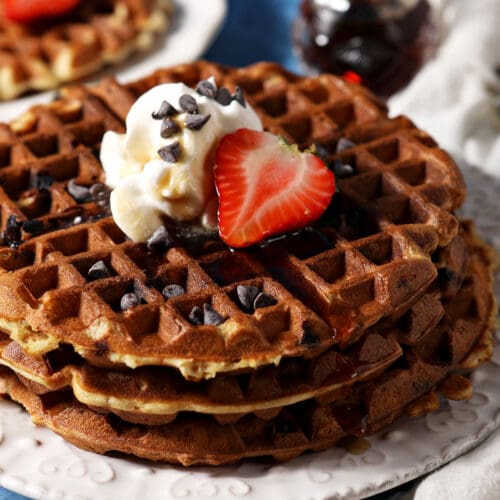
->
[0,62,466,379]
[0,328,403,425]
[0,227,470,425]
[0,224,494,464]
[0,0,172,100]
[0,61,494,465]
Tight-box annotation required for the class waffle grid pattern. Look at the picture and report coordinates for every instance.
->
[0,217,334,376]
[0,96,123,243]
[0,62,493,466]
[0,246,493,465]
[0,229,474,425]
[0,62,468,378]
[0,0,171,99]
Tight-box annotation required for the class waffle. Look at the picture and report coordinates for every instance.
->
[0,62,466,379]
[0,227,494,464]
[0,329,403,424]
[0,227,470,425]
[0,0,172,100]
[0,61,494,465]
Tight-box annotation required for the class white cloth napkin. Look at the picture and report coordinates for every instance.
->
[388,0,500,175]
[387,1,500,499]
[413,431,500,500]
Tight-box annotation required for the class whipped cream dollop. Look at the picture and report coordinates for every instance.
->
[100,79,263,242]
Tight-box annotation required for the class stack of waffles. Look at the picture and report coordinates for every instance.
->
[0,0,172,100]
[0,62,495,465]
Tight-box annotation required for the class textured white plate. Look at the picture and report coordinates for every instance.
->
[0,0,227,123]
[0,162,498,500]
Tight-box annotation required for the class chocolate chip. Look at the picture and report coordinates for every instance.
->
[332,159,355,179]
[313,143,330,162]
[5,215,21,245]
[237,285,259,311]
[31,172,53,191]
[87,260,111,281]
[120,293,141,311]
[232,86,246,107]
[158,141,181,163]
[336,137,356,153]
[203,303,225,326]
[300,322,320,346]
[146,225,174,251]
[89,182,107,201]
[68,179,91,203]
[261,234,288,247]
[215,88,232,106]
[188,305,203,325]
[253,292,277,310]
[185,114,211,130]
[174,225,220,255]
[22,219,43,235]
[160,118,179,138]
[152,100,177,119]
[133,280,147,301]
[196,80,217,98]
[179,94,198,114]
[162,284,185,299]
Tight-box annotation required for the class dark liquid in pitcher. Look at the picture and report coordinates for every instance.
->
[294,0,435,97]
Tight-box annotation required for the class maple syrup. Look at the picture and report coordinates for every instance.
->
[338,435,371,454]
[294,0,437,97]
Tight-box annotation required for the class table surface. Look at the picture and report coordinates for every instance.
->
[0,1,430,498]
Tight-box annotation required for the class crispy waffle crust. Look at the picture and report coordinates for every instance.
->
[0,226,470,424]
[0,62,467,379]
[0,225,494,464]
[0,0,172,100]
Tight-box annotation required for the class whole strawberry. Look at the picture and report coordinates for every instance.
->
[215,128,336,248]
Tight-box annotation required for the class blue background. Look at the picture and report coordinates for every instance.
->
[205,0,302,73]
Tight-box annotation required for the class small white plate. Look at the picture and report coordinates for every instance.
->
[0,0,227,123]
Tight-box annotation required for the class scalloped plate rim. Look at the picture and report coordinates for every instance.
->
[0,164,499,500]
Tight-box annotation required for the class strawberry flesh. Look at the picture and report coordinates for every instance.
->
[215,129,336,248]
[5,0,81,23]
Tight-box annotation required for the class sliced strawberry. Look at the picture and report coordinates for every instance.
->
[215,129,336,248]
[4,0,80,23]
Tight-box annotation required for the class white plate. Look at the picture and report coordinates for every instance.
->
[0,0,227,123]
[0,163,499,500]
